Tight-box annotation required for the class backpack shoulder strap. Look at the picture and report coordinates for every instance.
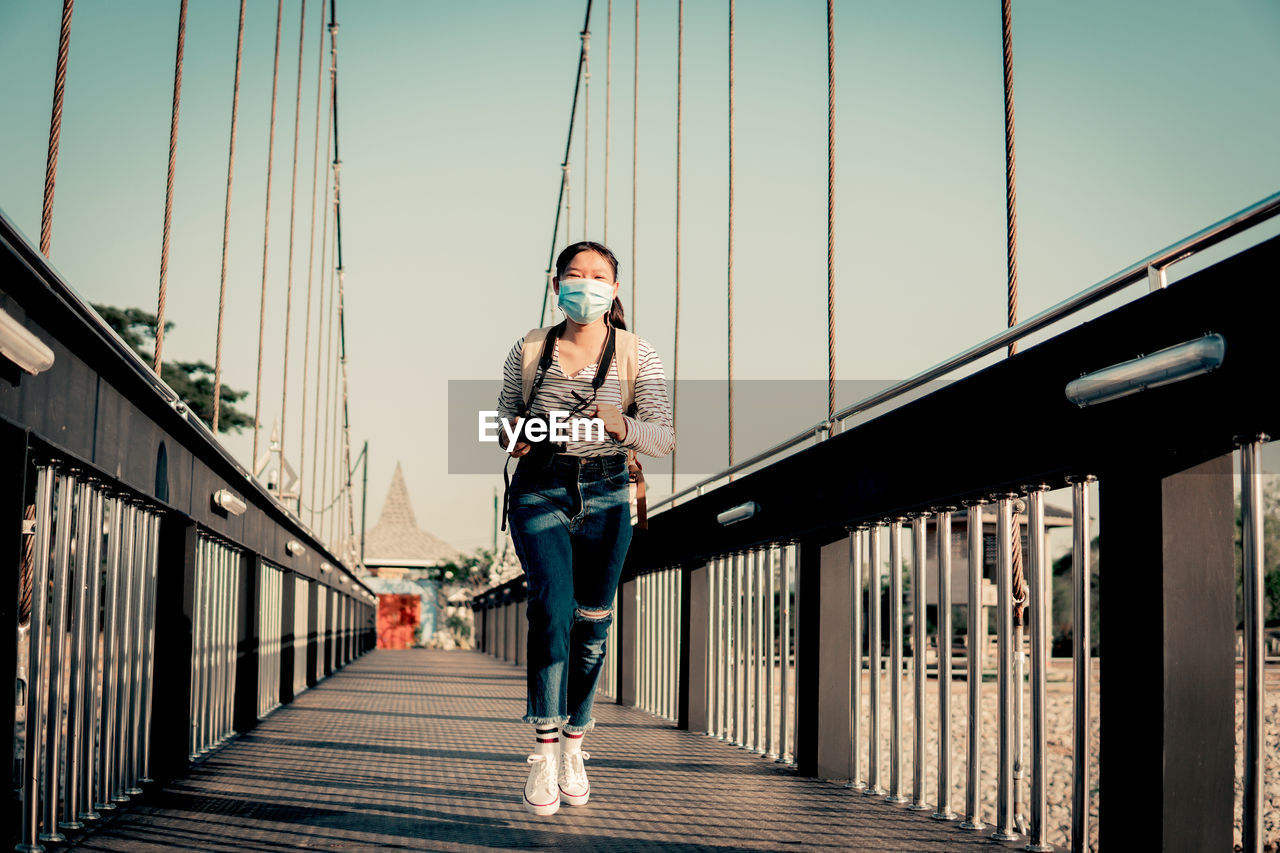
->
[614,329,640,415]
[520,324,561,412]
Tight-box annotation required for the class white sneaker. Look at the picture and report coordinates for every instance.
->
[558,748,591,805]
[523,753,560,816]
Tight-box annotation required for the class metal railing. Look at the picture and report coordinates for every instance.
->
[190,533,241,759]
[293,576,310,697]
[705,542,799,763]
[257,562,285,719]
[635,567,681,722]
[16,465,161,849]
[650,189,1280,515]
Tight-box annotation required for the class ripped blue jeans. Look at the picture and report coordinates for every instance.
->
[508,451,632,734]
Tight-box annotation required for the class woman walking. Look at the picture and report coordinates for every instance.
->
[496,241,674,815]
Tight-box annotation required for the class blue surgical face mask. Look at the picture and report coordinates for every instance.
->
[557,278,615,324]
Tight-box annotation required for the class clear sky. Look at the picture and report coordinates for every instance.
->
[2,0,1278,553]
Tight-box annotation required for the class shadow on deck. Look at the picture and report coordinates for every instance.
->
[66,650,1005,852]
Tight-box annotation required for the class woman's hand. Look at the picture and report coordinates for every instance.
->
[591,402,629,442]
[502,417,532,456]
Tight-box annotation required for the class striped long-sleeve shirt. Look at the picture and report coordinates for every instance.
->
[497,331,675,458]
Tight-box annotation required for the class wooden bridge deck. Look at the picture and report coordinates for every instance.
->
[65,650,1006,852]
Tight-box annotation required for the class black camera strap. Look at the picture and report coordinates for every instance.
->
[501,322,618,533]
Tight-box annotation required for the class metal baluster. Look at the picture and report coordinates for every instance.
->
[847,526,866,789]
[41,470,77,842]
[1024,485,1051,851]
[229,551,241,739]
[110,500,134,801]
[1241,437,1269,853]
[992,494,1019,840]
[715,556,727,739]
[18,465,56,853]
[866,524,885,794]
[738,552,749,746]
[673,568,681,721]
[887,517,906,802]
[60,479,92,831]
[747,545,757,753]
[910,514,930,811]
[1066,476,1094,853]
[791,540,801,765]
[777,543,792,764]
[77,484,104,823]
[765,544,778,759]
[94,495,122,814]
[257,562,264,718]
[139,511,161,782]
[743,549,755,749]
[126,503,147,794]
[708,557,719,736]
[192,539,206,754]
[961,499,988,830]
[933,508,958,821]
[224,547,235,740]
[732,555,742,742]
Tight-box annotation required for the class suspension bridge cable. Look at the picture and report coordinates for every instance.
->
[825,0,836,420]
[1001,0,1018,358]
[278,0,310,496]
[310,152,333,528]
[301,4,329,517]
[583,23,591,240]
[154,0,188,373]
[39,0,75,258]
[604,0,612,244]
[631,0,638,330]
[539,0,594,325]
[727,0,734,467]
[671,0,683,492]
[252,0,286,467]
[211,0,248,434]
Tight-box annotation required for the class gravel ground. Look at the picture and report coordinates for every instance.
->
[719,660,1280,851]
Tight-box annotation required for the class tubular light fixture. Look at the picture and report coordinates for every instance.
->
[212,488,247,516]
[320,562,331,573]
[286,539,305,556]
[0,306,55,374]
[1065,333,1225,408]
[717,500,759,526]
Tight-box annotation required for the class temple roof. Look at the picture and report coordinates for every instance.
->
[362,463,462,567]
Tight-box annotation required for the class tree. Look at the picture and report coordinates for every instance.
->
[1234,476,1280,628]
[425,546,522,646]
[93,304,252,432]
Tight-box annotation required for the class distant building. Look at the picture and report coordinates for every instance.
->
[361,462,462,648]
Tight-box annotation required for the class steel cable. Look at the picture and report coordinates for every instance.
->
[252,0,286,466]
[826,0,836,419]
[727,0,735,467]
[1001,0,1018,357]
[154,0,189,373]
[212,0,248,434]
[40,0,76,258]
[278,0,310,496]
[631,0,638,329]
[604,0,612,243]
[671,0,683,493]
[304,8,332,523]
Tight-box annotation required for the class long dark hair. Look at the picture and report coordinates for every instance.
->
[554,241,627,330]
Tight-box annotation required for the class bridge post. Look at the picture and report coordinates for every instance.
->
[234,550,259,732]
[1098,452,1235,852]
[306,580,318,686]
[795,537,822,775]
[0,423,29,845]
[280,570,296,703]
[815,534,854,782]
[685,562,709,733]
[618,578,638,706]
[150,519,196,783]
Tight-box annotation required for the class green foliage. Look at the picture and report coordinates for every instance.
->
[1050,536,1101,657]
[92,303,251,433]
[446,614,471,640]
[427,547,502,590]
[1233,478,1280,627]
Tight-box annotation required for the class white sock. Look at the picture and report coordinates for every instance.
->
[562,730,584,754]
[534,726,559,758]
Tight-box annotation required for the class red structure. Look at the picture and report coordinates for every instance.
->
[377,594,421,649]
